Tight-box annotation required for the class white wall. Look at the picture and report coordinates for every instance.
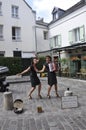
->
[36,24,50,52]
[0,0,36,57]
[49,5,86,47]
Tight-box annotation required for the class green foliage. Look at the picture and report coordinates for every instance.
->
[0,57,22,75]
[0,56,46,75]
[60,58,69,64]
[37,56,46,70]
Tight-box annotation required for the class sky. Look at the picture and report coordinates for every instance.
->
[25,0,80,23]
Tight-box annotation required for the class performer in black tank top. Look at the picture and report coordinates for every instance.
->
[17,57,42,99]
[39,55,59,98]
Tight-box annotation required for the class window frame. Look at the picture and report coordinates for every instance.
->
[0,2,2,15]
[0,25,3,40]
[50,34,61,48]
[12,27,21,41]
[12,5,19,18]
[68,25,85,44]
[0,51,5,57]
[43,31,48,40]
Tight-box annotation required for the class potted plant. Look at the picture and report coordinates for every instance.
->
[81,56,86,61]
[70,56,80,62]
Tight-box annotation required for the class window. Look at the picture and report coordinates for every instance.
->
[69,25,85,44]
[53,13,58,20]
[73,28,80,42]
[0,25,3,40]
[43,31,48,40]
[0,51,5,57]
[50,38,54,49]
[54,35,61,47]
[50,35,61,48]
[12,27,21,41]
[0,2,2,15]
[13,51,21,57]
[12,5,19,18]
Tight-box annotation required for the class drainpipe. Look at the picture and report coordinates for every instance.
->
[33,25,37,55]
[35,26,37,55]
[58,51,61,77]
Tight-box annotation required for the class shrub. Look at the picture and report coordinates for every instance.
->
[37,57,46,70]
[0,57,22,75]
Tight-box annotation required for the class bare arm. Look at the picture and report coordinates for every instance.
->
[52,63,57,71]
[17,66,31,75]
[38,65,46,73]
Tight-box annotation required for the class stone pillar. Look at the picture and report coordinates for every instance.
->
[3,92,13,110]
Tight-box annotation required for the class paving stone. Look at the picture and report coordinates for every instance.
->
[29,118,37,130]
[8,120,17,130]
[0,119,5,128]
[71,117,86,129]
[3,119,10,130]
[17,119,23,130]
[64,116,81,130]
[0,77,86,130]
[78,117,86,127]
[41,116,50,130]
[57,116,72,130]
[23,119,30,130]
[50,127,59,130]
[35,118,43,130]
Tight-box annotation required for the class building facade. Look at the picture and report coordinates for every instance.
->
[0,0,86,76]
[48,0,86,76]
[35,19,50,56]
[0,0,36,58]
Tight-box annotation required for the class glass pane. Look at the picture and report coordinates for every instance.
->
[68,31,73,44]
[15,28,20,39]
[58,35,61,46]
[12,6,18,17]
[12,27,15,39]
[0,25,3,37]
[80,25,85,41]
[0,2,2,13]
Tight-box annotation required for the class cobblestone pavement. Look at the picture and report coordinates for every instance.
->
[0,77,86,130]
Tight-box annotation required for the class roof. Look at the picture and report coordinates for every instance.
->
[23,0,36,13]
[52,7,65,14]
[49,0,86,25]
[36,18,48,27]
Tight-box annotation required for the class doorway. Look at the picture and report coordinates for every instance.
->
[75,55,81,72]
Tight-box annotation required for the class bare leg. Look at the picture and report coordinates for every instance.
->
[47,85,52,98]
[54,84,59,97]
[28,87,36,99]
[38,83,42,99]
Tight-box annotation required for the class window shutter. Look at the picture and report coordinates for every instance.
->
[52,38,55,48]
[68,30,73,44]
[58,35,61,47]
[80,25,85,42]
[55,36,58,46]
[50,38,54,49]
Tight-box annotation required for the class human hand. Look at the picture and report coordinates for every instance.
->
[16,73,22,76]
